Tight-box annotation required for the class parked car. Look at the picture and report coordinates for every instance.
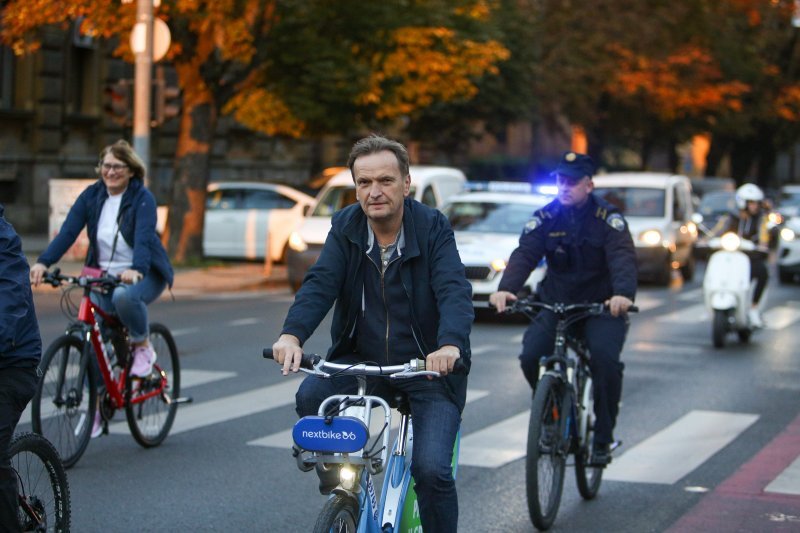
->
[203,182,315,262]
[442,186,550,311]
[286,166,467,292]
[592,172,698,285]
[777,184,800,220]
[778,216,800,283]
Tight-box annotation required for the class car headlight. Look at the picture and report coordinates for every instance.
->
[288,232,307,252]
[639,229,662,246]
[781,227,796,242]
[720,232,741,251]
[490,259,507,272]
[768,212,784,226]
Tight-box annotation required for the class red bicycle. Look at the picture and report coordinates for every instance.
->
[31,268,189,468]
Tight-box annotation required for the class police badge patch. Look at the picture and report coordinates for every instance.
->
[606,213,626,231]
[524,215,542,233]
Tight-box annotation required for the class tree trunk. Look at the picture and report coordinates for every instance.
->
[163,62,218,263]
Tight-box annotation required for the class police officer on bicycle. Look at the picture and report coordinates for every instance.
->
[489,151,637,465]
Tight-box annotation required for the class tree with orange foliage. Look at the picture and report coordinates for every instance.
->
[1,0,510,261]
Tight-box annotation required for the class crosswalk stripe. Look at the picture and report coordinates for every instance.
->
[628,341,703,355]
[248,389,490,450]
[656,303,708,323]
[632,293,663,311]
[765,455,800,495]
[227,317,261,326]
[604,410,759,484]
[458,410,530,468]
[109,377,303,435]
[471,345,501,356]
[181,369,237,389]
[763,306,800,330]
[676,288,703,302]
[171,326,200,337]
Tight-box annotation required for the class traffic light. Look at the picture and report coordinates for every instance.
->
[103,80,132,125]
[153,79,181,126]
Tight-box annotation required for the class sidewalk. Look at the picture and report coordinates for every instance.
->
[21,234,289,295]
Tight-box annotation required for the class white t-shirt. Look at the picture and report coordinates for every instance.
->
[97,191,134,275]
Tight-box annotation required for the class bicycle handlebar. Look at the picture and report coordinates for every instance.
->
[42,267,122,290]
[262,348,467,376]
[505,298,639,316]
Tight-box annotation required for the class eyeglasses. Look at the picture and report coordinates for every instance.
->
[101,163,128,172]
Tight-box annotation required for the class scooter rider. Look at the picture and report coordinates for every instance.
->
[489,151,637,465]
[710,183,771,328]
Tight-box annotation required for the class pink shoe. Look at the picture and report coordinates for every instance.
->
[130,345,157,377]
[91,411,103,439]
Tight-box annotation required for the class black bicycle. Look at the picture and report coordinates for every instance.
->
[505,297,636,531]
[10,431,71,532]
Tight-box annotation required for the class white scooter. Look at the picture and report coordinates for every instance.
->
[702,232,765,348]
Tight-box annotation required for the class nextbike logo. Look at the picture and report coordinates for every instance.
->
[293,416,369,453]
[300,429,359,440]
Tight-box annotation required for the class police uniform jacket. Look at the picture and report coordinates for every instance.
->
[499,194,637,304]
[38,178,174,286]
[0,205,42,368]
[281,197,474,412]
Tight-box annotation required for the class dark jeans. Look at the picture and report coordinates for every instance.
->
[296,374,460,533]
[520,310,628,446]
[0,365,39,533]
[749,255,768,304]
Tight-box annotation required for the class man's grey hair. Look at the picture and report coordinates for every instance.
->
[347,134,410,178]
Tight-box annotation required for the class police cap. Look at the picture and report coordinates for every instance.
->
[553,151,595,181]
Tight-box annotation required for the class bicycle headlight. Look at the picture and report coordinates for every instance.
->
[720,232,741,251]
[639,229,662,247]
[490,258,507,272]
[781,227,796,242]
[288,231,307,252]
[339,465,357,490]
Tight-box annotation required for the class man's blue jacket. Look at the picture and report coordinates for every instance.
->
[0,205,42,368]
[38,178,173,286]
[282,198,474,411]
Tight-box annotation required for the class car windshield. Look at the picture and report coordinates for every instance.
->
[594,187,666,217]
[444,201,539,234]
[780,190,800,208]
[699,191,736,216]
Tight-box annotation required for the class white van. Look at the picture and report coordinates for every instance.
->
[286,166,467,291]
[592,172,698,285]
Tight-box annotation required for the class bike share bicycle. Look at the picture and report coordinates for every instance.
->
[30,268,189,468]
[263,349,464,533]
[10,431,70,532]
[503,297,637,531]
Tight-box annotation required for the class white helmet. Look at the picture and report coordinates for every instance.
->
[735,183,764,210]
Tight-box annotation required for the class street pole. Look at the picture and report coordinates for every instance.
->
[133,0,153,186]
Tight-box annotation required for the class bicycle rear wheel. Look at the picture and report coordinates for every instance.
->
[125,323,180,447]
[313,494,359,533]
[31,334,97,468]
[526,373,567,531]
[574,374,603,499]
[10,432,71,532]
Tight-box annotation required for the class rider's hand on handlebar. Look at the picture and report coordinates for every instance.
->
[426,345,460,378]
[272,334,304,376]
[29,263,48,287]
[489,290,517,313]
[120,269,143,284]
[605,295,633,317]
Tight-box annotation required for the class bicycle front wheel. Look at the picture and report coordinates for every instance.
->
[526,373,567,531]
[10,432,71,532]
[313,494,359,533]
[574,375,603,499]
[125,323,180,447]
[32,334,97,469]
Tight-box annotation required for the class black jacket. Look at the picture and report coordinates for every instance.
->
[282,198,474,411]
[499,194,637,304]
[0,205,42,368]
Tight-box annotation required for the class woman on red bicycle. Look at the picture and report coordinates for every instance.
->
[30,140,173,433]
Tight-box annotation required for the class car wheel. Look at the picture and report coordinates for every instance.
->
[779,267,795,284]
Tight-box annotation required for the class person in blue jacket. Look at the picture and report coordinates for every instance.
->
[30,140,173,436]
[270,134,473,533]
[0,205,42,532]
[490,151,637,466]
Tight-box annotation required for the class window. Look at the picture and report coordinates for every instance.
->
[673,186,686,221]
[444,202,542,234]
[207,189,240,210]
[311,186,358,216]
[421,185,438,207]
[242,189,295,209]
[0,46,14,110]
[594,187,666,217]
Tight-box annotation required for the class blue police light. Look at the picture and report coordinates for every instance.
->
[292,416,369,453]
[464,181,536,193]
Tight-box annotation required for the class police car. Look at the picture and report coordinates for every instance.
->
[442,183,551,309]
[778,216,800,283]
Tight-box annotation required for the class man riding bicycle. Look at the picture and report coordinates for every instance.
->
[270,134,473,533]
[489,151,637,466]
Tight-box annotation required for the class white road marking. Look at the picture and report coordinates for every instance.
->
[604,410,759,484]
[181,369,237,389]
[766,455,800,495]
[655,303,709,323]
[763,306,800,330]
[627,341,704,355]
[458,410,530,468]
[471,345,501,356]
[109,377,303,435]
[227,317,261,327]
[248,389,490,450]
[170,327,200,337]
